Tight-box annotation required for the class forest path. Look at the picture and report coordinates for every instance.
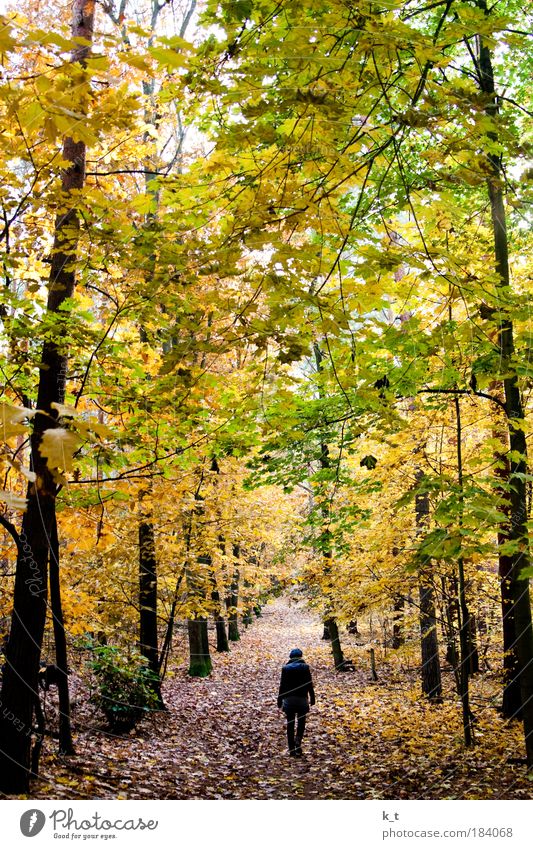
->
[34,596,532,800]
[148,595,369,800]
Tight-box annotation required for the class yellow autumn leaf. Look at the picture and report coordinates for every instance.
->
[39,428,80,471]
[0,402,35,442]
[0,489,27,512]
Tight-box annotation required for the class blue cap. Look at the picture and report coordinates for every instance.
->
[289,648,303,658]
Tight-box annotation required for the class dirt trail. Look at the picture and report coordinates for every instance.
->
[33,597,367,799]
[31,596,532,800]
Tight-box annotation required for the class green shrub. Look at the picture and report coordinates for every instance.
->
[89,644,160,733]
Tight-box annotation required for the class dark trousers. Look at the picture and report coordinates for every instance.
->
[284,705,307,752]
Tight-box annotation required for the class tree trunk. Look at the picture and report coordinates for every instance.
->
[187,618,212,677]
[392,598,404,649]
[419,579,443,703]
[211,577,229,652]
[477,11,533,765]
[415,482,443,703]
[453,392,474,746]
[325,617,346,670]
[187,549,213,677]
[469,614,480,676]
[312,341,347,668]
[370,647,378,681]
[139,516,164,706]
[49,516,75,755]
[0,0,95,794]
[226,548,240,642]
[158,570,185,679]
[492,408,521,716]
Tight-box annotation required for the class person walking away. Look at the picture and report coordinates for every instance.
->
[277,648,315,757]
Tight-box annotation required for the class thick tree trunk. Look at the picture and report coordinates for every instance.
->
[187,618,212,677]
[419,580,443,702]
[139,516,164,706]
[49,517,75,755]
[187,557,213,676]
[477,13,533,765]
[0,0,95,794]
[392,598,404,649]
[185,475,214,677]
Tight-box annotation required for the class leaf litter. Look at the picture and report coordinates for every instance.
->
[30,597,532,800]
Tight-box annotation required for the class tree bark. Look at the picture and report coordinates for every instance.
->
[469,614,480,676]
[453,392,474,746]
[415,481,443,703]
[211,573,229,652]
[491,407,521,716]
[312,342,347,669]
[392,598,404,649]
[49,516,75,755]
[325,617,346,670]
[139,514,164,706]
[187,618,212,677]
[477,7,533,764]
[226,547,240,642]
[0,0,95,794]
[187,549,213,677]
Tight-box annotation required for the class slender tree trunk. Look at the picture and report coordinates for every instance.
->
[211,534,229,651]
[477,10,533,765]
[491,407,521,716]
[469,614,480,676]
[0,0,95,794]
[313,342,347,669]
[158,572,184,679]
[415,481,443,703]
[325,617,346,670]
[211,573,229,652]
[453,391,474,745]
[49,516,75,755]
[226,547,240,642]
[442,576,460,677]
[139,512,164,706]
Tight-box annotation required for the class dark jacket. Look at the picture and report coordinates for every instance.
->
[277,658,315,709]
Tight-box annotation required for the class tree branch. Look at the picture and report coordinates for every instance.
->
[0,514,22,551]
[419,387,507,412]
